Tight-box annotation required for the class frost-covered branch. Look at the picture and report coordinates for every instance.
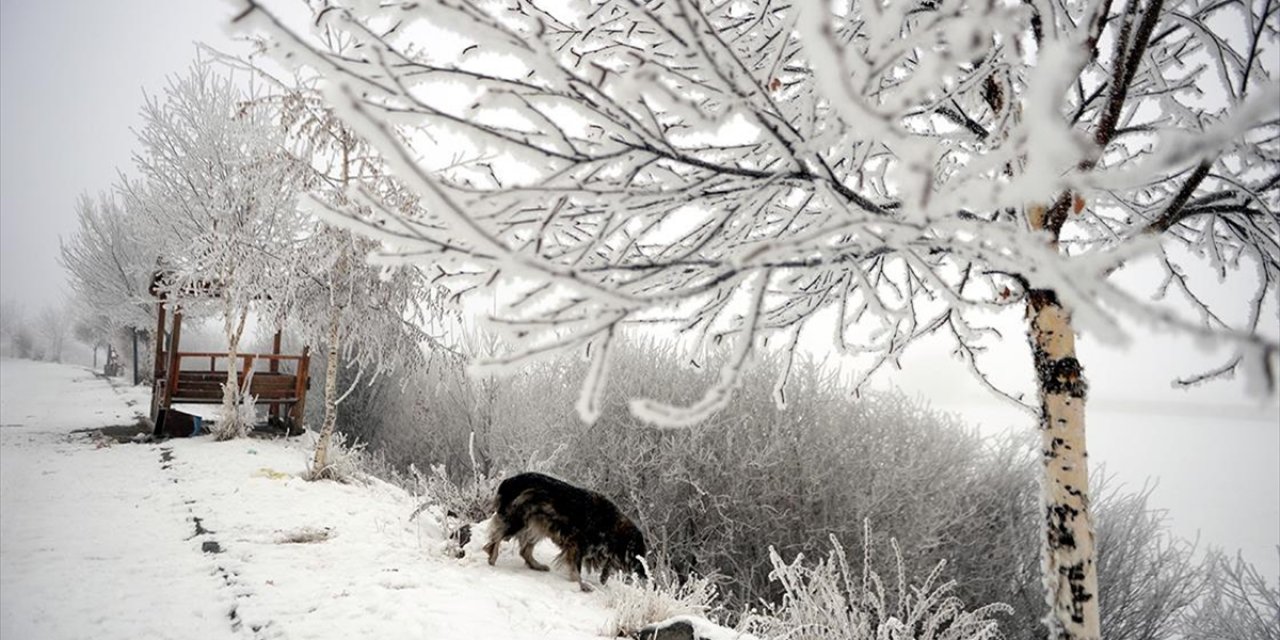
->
[234,0,1278,421]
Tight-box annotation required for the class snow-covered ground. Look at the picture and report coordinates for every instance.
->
[0,358,619,640]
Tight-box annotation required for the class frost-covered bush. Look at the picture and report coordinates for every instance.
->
[404,431,507,558]
[746,528,1011,640]
[302,430,368,483]
[408,459,501,526]
[1177,552,1280,640]
[604,562,721,638]
[1092,482,1206,640]
[211,389,258,441]
[481,339,1035,614]
[343,334,1217,638]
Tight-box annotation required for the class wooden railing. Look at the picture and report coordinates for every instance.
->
[154,348,311,426]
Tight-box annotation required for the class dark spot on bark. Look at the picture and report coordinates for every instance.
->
[1061,561,1095,623]
[1028,288,1060,308]
[1046,504,1079,548]
[1038,356,1088,397]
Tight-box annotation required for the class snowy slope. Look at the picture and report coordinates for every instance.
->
[0,359,618,640]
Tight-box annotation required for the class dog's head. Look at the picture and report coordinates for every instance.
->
[610,517,649,579]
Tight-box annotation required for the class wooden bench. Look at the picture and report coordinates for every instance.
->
[151,351,311,434]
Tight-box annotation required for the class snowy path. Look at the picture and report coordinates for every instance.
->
[0,359,235,640]
[0,359,617,639]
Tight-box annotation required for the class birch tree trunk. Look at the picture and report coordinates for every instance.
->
[1028,203,1100,639]
[310,133,352,477]
[217,303,251,440]
[310,288,343,476]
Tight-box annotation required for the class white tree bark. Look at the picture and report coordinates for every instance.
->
[1029,288,1099,639]
[216,302,251,440]
[310,134,353,478]
[310,281,344,476]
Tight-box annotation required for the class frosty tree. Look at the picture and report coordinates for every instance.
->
[125,61,309,439]
[235,1,1279,638]
[61,190,161,373]
[273,86,444,479]
[36,304,70,363]
[0,299,24,357]
[215,47,452,476]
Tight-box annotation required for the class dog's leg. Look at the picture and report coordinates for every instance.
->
[516,528,550,571]
[600,565,612,585]
[484,515,508,566]
[519,541,550,572]
[562,547,592,592]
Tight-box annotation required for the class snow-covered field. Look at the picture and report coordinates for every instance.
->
[0,358,618,640]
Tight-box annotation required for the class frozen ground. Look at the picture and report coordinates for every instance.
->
[0,358,618,640]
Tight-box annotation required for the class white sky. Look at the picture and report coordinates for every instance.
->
[0,0,1276,580]
[0,0,242,312]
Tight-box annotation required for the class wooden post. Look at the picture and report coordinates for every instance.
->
[153,302,167,382]
[164,310,184,413]
[289,346,311,434]
[270,331,282,372]
[269,330,282,420]
[132,329,139,385]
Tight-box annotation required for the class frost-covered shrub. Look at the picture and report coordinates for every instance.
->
[322,332,509,487]
[404,432,506,558]
[746,528,1011,640]
[345,334,1216,638]
[479,338,1035,616]
[408,459,501,526]
[604,561,721,638]
[302,430,368,483]
[1177,552,1280,640]
[211,389,258,441]
[1092,482,1206,640]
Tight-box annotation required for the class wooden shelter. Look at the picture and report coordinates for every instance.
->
[150,277,310,435]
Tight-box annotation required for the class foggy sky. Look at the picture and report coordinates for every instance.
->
[0,0,240,312]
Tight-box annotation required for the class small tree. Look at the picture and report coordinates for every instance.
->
[12,327,36,361]
[71,311,110,370]
[220,56,451,476]
[61,190,162,377]
[0,298,22,357]
[125,60,308,439]
[36,305,70,363]
[236,2,1279,637]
